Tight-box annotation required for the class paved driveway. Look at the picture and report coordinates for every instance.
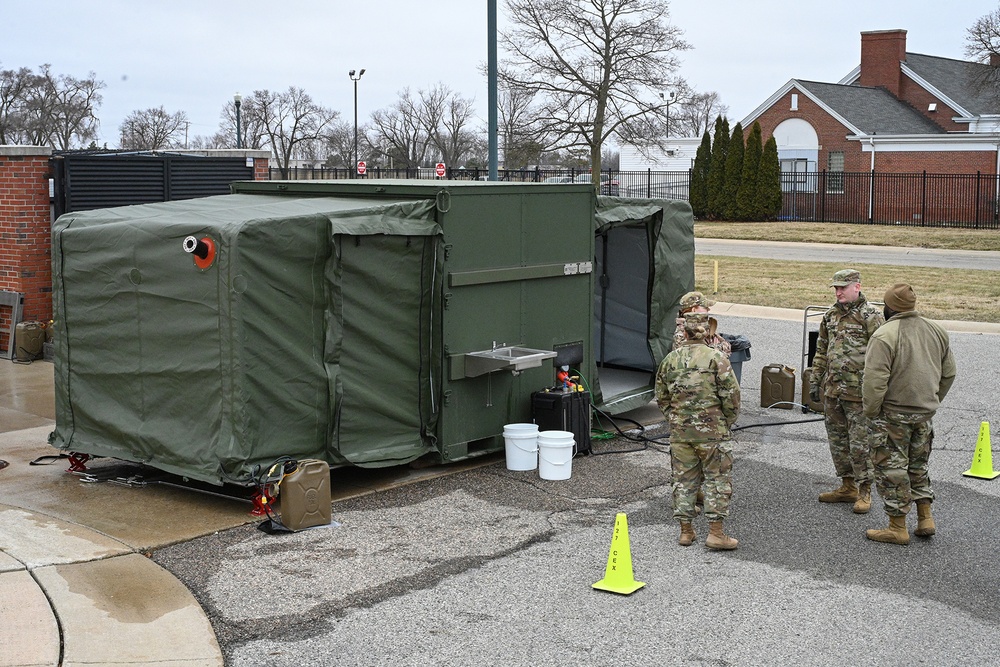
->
[153,314,1000,666]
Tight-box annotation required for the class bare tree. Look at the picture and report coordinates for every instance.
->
[322,119,356,167]
[0,65,34,144]
[964,6,1000,102]
[671,91,728,138]
[497,84,547,168]
[368,88,434,170]
[0,63,104,148]
[499,0,690,186]
[422,84,479,166]
[119,106,189,150]
[217,96,268,150]
[40,67,104,149]
[244,87,338,177]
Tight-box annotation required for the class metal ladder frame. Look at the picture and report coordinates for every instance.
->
[0,291,25,360]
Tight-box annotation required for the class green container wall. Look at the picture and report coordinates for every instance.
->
[51,181,692,484]
[231,180,597,462]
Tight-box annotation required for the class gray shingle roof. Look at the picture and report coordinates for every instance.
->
[904,52,999,116]
[796,80,944,135]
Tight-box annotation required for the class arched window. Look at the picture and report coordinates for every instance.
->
[773,118,819,192]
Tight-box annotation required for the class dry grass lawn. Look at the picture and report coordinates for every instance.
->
[695,222,1000,251]
[695,256,1000,322]
[690,222,1000,322]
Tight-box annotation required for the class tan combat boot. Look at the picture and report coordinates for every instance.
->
[852,482,872,514]
[678,521,696,547]
[914,501,936,537]
[866,515,910,545]
[819,477,859,503]
[705,521,738,550]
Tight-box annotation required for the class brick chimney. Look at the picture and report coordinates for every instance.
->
[991,52,1000,67]
[859,29,907,98]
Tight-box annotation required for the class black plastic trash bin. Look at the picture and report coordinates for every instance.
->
[722,333,751,383]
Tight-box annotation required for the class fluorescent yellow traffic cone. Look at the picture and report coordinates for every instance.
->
[592,512,645,595]
[963,422,1000,480]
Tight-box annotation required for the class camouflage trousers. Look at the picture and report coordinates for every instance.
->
[670,439,733,521]
[869,411,935,516]
[822,396,877,486]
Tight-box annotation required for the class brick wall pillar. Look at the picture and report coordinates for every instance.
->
[253,156,269,180]
[0,146,53,349]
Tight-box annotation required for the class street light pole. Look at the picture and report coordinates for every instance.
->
[660,91,675,137]
[349,69,365,178]
[234,92,242,149]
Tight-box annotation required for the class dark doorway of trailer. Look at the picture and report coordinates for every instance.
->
[593,220,656,411]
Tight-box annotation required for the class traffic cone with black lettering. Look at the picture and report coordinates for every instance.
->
[592,513,645,595]
[963,422,1000,480]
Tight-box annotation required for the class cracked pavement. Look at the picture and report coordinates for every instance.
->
[149,314,1000,666]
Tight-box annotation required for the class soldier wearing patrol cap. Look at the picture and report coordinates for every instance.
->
[809,269,885,513]
[862,283,957,545]
[656,312,741,550]
[672,291,732,356]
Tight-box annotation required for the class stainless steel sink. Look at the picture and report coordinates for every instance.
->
[463,346,558,377]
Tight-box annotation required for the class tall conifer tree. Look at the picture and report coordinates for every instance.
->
[722,122,744,220]
[756,136,783,220]
[690,130,711,218]
[706,116,729,220]
[736,122,763,220]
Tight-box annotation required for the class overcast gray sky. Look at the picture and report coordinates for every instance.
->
[2,0,992,147]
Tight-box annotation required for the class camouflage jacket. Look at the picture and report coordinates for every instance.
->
[672,318,732,356]
[655,341,741,443]
[810,293,884,401]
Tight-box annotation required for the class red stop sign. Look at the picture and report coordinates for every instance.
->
[435,162,446,177]
[357,160,367,175]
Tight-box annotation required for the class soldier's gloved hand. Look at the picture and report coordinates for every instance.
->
[809,385,821,403]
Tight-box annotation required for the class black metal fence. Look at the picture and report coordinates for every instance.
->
[268,166,1000,229]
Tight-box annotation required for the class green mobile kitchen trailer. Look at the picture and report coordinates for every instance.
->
[49,180,693,484]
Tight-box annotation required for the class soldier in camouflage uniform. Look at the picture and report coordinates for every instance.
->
[862,284,956,545]
[656,312,741,550]
[808,269,885,513]
[672,291,732,356]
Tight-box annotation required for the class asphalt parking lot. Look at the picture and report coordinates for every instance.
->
[148,312,1000,666]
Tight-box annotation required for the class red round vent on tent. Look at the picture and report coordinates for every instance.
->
[182,235,217,269]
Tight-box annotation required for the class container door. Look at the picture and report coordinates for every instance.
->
[328,234,439,465]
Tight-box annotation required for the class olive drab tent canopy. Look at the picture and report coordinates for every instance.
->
[49,181,694,485]
[590,197,695,415]
[50,193,445,484]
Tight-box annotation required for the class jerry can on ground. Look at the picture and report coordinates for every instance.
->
[279,459,332,531]
[802,368,825,414]
[761,364,796,410]
[14,321,45,361]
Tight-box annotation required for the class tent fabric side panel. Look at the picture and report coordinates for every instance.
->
[220,215,332,480]
[649,201,695,364]
[48,219,228,481]
[327,233,438,466]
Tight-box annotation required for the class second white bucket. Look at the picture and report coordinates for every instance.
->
[503,423,539,471]
[538,430,576,480]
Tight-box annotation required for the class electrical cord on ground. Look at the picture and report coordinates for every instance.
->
[732,401,825,431]
[569,367,672,455]
[572,369,827,451]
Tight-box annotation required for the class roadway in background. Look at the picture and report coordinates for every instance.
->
[695,238,1000,272]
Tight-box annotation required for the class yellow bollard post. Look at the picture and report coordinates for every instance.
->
[713,260,719,294]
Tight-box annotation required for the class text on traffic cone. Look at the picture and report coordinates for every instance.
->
[592,512,645,595]
[963,421,1000,480]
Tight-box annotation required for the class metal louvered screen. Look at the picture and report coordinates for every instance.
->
[52,153,254,217]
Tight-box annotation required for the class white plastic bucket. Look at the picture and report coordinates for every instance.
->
[537,430,576,480]
[503,423,539,471]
